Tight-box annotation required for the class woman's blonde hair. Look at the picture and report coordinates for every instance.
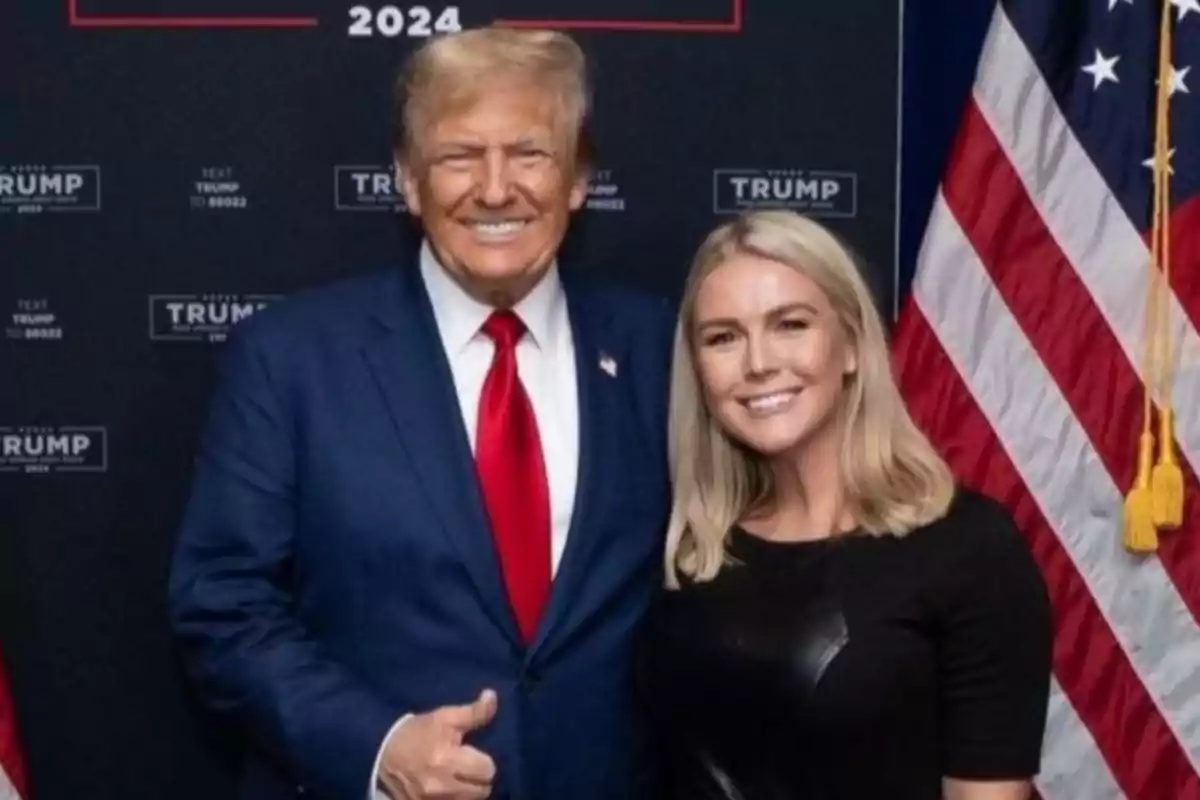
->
[664,210,955,588]
[393,25,591,170]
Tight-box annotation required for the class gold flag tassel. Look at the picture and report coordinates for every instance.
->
[1126,432,1158,552]
[1125,0,1176,552]
[1150,0,1183,529]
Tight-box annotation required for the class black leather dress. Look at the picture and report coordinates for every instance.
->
[634,489,1052,800]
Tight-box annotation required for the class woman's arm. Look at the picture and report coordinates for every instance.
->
[933,495,1053,799]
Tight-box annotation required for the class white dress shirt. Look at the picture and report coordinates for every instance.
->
[418,240,580,567]
[367,242,580,797]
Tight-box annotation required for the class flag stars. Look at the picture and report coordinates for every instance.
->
[1107,0,1133,9]
[1142,148,1177,175]
[1170,65,1191,96]
[1171,0,1200,20]
[1082,49,1121,89]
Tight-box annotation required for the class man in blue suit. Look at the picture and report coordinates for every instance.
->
[168,25,673,800]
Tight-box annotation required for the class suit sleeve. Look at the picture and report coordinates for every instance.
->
[167,324,400,799]
[632,294,679,456]
[627,295,678,799]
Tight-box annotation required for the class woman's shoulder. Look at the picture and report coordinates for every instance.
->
[915,484,1024,547]
[912,486,1047,610]
[903,485,1038,581]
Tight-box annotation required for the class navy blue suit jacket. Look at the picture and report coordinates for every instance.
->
[167,258,675,800]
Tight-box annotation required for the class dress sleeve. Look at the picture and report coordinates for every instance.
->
[935,495,1053,779]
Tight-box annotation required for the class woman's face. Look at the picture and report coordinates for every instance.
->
[692,253,857,459]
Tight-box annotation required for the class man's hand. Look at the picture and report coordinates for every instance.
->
[378,689,499,800]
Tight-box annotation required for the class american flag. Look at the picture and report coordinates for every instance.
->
[893,0,1200,797]
[0,651,27,800]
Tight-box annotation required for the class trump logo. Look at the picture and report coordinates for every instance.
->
[0,426,108,474]
[334,165,407,212]
[149,294,279,343]
[712,169,857,218]
[0,165,101,213]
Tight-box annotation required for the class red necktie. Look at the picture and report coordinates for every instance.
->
[475,310,552,644]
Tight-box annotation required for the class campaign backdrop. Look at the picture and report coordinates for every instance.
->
[2,1,918,797]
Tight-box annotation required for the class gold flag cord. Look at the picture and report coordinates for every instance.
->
[1125,0,1181,552]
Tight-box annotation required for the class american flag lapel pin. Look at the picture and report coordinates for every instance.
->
[599,352,618,378]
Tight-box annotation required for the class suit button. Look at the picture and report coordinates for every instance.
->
[521,668,542,691]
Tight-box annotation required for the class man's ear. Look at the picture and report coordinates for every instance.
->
[569,132,595,212]
[568,168,590,211]
[394,152,421,216]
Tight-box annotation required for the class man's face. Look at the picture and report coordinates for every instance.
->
[400,84,589,305]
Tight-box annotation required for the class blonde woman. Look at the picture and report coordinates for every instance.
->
[636,210,1052,800]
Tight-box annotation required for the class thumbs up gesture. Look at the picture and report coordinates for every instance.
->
[378,689,499,799]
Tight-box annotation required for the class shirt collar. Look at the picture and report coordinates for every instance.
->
[418,239,564,353]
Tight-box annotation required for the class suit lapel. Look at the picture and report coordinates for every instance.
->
[528,280,620,658]
[360,264,522,647]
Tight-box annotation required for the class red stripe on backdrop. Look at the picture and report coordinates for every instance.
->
[0,653,27,798]
[941,99,1200,624]
[892,303,1200,799]
[1165,196,1200,338]
[1156,195,1200,604]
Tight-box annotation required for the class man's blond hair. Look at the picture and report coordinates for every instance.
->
[393,26,592,168]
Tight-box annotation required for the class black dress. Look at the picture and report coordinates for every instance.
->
[635,488,1053,800]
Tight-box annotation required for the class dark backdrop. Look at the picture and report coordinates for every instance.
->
[2,1,992,797]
